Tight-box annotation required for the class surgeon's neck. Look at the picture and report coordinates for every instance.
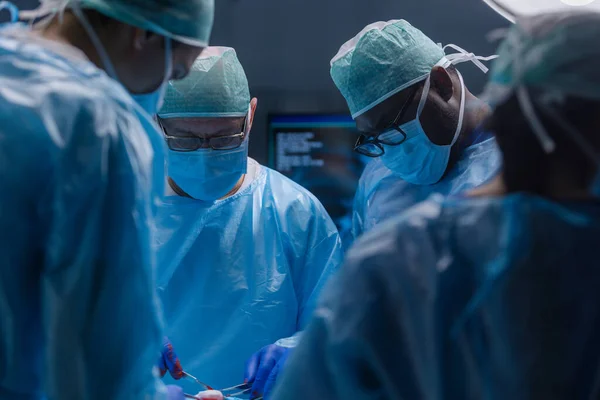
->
[223,175,245,199]
[168,175,246,201]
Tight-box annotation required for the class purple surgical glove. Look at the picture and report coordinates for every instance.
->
[244,344,292,399]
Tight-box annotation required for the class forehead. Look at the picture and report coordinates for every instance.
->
[161,117,244,135]
[354,84,421,133]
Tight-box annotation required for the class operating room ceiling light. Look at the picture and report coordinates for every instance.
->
[483,0,600,22]
[560,0,596,5]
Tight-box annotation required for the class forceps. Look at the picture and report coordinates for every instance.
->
[220,382,263,399]
[183,373,263,400]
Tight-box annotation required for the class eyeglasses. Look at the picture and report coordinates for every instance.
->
[354,85,419,157]
[158,118,247,152]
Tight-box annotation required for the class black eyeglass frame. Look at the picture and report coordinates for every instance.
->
[158,116,249,152]
[354,85,420,157]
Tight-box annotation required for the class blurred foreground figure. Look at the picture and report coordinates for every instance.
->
[0,0,212,398]
[273,11,600,400]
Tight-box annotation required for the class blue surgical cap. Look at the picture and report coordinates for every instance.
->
[159,47,250,118]
[484,11,600,108]
[330,20,445,118]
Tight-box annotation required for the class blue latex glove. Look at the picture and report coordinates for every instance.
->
[159,337,185,380]
[166,385,185,400]
[244,344,292,400]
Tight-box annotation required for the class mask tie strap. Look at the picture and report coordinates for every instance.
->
[443,43,498,74]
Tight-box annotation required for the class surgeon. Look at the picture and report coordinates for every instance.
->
[155,47,343,399]
[0,0,213,398]
[273,10,600,399]
[331,20,501,237]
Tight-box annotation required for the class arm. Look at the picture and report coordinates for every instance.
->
[244,197,344,398]
[41,108,169,399]
[291,200,344,330]
[270,252,389,400]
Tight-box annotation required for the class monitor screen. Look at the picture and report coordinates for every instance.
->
[268,114,369,248]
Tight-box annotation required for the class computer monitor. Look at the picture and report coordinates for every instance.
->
[268,114,369,248]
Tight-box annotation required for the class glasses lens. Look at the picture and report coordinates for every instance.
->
[378,128,406,145]
[356,142,383,157]
[166,137,202,152]
[210,134,244,150]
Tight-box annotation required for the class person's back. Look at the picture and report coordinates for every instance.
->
[0,23,164,399]
[0,0,213,397]
[272,193,600,399]
[272,11,600,400]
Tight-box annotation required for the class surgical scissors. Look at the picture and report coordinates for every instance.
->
[182,370,215,399]
[183,371,214,390]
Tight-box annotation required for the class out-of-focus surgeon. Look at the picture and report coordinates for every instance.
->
[0,0,213,398]
[273,11,600,400]
[155,47,343,399]
[330,20,501,238]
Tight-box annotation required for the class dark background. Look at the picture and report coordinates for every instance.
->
[2,0,508,163]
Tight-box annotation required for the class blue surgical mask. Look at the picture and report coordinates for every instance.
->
[167,140,249,201]
[380,70,466,185]
[131,38,172,116]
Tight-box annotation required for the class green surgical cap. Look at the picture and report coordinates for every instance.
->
[484,11,600,107]
[159,47,250,119]
[331,20,445,118]
[80,0,214,47]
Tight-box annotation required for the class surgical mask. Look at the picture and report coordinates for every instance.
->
[381,70,466,185]
[167,140,249,202]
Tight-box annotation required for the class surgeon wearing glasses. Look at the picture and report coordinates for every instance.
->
[154,47,343,400]
[331,20,502,238]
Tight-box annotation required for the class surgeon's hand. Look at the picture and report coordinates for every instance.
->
[166,385,185,400]
[159,337,185,380]
[244,344,292,400]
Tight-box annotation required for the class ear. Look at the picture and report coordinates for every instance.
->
[247,97,258,133]
[430,66,454,103]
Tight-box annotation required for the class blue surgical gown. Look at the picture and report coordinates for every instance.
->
[0,25,168,399]
[155,163,343,392]
[353,134,500,237]
[273,194,600,400]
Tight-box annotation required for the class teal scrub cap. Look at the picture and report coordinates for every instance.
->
[21,0,214,47]
[330,20,445,119]
[484,11,600,107]
[483,11,600,154]
[159,47,251,119]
